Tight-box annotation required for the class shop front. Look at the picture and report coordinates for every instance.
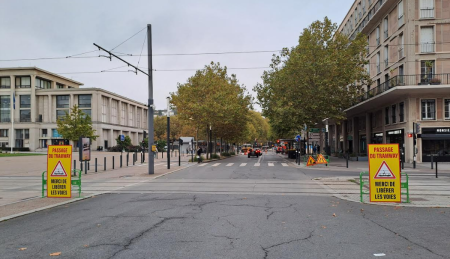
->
[386,129,405,151]
[372,133,383,144]
[421,128,450,162]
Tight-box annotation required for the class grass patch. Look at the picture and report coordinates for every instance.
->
[0,153,46,157]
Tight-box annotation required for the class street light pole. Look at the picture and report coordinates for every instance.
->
[209,125,212,159]
[167,96,170,169]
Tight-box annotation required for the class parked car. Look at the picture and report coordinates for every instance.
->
[248,148,261,158]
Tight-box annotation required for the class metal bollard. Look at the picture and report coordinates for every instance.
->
[85,161,87,175]
[88,161,90,171]
[133,154,135,165]
[113,156,115,170]
[127,154,129,167]
[95,158,98,172]
[436,157,438,178]
[431,155,434,169]
[73,160,77,176]
[104,157,106,171]
[346,153,349,168]
[80,162,83,172]
[120,155,123,168]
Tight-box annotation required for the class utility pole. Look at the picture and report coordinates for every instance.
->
[167,96,170,169]
[93,24,154,174]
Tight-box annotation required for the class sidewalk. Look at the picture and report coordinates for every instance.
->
[289,156,450,207]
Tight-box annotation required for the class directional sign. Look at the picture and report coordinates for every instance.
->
[368,144,401,203]
[47,145,72,198]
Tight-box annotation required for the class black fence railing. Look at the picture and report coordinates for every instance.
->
[356,74,450,104]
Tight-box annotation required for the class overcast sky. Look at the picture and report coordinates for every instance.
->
[1,0,353,110]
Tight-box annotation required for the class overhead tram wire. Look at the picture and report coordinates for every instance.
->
[109,27,147,52]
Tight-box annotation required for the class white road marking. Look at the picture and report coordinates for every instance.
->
[240,163,247,167]
[226,163,234,166]
[281,163,288,167]
[268,163,274,167]
[198,163,207,167]
[254,163,260,166]
[212,163,221,167]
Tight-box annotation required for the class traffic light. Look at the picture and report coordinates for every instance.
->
[408,133,413,138]
[277,139,280,144]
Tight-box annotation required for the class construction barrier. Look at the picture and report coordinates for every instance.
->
[359,171,409,203]
[42,169,82,198]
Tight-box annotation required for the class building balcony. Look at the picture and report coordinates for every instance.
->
[421,42,435,53]
[420,8,434,19]
[356,73,450,104]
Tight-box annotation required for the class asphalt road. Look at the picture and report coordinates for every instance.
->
[1,152,450,259]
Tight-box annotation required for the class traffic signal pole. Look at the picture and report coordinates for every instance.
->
[413,122,416,169]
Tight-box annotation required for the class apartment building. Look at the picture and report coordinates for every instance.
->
[327,0,450,163]
[0,67,148,151]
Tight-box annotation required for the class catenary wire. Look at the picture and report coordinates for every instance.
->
[109,27,146,52]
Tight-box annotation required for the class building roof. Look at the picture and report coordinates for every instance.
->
[0,67,84,86]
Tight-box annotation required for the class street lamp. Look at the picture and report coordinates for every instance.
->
[209,124,212,159]
[167,96,170,169]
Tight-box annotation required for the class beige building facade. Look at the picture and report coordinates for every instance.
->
[0,67,148,151]
[328,0,450,163]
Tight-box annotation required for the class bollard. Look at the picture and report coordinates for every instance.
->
[95,158,98,172]
[436,157,438,178]
[73,160,77,176]
[85,161,87,175]
[141,152,143,164]
[120,155,123,168]
[127,154,129,167]
[104,157,106,171]
[88,161,90,171]
[80,162,83,172]
[133,154,135,165]
[431,155,434,169]
[113,156,115,170]
[346,153,349,168]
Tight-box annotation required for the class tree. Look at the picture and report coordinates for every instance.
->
[116,135,132,151]
[171,62,252,148]
[254,17,370,138]
[154,116,167,141]
[56,105,98,147]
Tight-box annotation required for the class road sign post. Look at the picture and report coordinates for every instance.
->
[47,145,72,198]
[368,144,401,203]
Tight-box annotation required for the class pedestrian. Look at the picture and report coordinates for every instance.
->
[313,146,317,154]
[197,147,203,163]
[317,145,320,154]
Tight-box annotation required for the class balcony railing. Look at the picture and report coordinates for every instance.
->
[421,42,435,53]
[420,8,434,19]
[398,47,404,59]
[356,74,450,104]
[384,30,388,39]
[376,37,380,46]
[376,64,381,74]
[384,59,389,68]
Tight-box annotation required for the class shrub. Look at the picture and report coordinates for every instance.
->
[189,155,205,162]
[221,152,230,157]
[0,147,30,151]
[229,152,236,155]
[211,153,220,159]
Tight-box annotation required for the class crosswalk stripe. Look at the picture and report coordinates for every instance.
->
[198,163,207,167]
[240,163,247,167]
[268,163,274,167]
[212,163,220,167]
[226,163,234,166]
[255,163,260,166]
[281,163,288,167]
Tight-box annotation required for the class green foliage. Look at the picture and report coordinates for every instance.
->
[211,153,220,159]
[220,152,231,157]
[115,135,132,151]
[254,17,370,137]
[155,140,166,151]
[229,152,236,156]
[189,155,205,162]
[171,62,252,144]
[56,105,98,142]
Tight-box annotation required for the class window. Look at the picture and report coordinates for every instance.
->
[421,99,436,120]
[15,76,31,88]
[57,110,67,120]
[15,129,29,139]
[0,96,10,122]
[129,106,134,126]
[376,27,380,45]
[82,109,91,118]
[52,129,62,138]
[42,129,48,137]
[384,45,389,68]
[0,129,8,137]
[20,95,31,108]
[111,100,118,124]
[101,97,107,123]
[398,34,404,59]
[20,110,31,122]
[420,0,434,19]
[445,99,450,120]
[0,77,11,89]
[421,60,435,83]
[57,83,64,89]
[376,52,381,74]
[78,95,91,108]
[391,105,397,123]
[137,109,141,128]
[383,17,388,39]
[121,104,126,125]
[362,0,366,13]
[56,95,69,108]
[35,77,51,89]
[399,102,405,122]
[398,0,404,27]
[420,26,435,53]
[385,107,390,125]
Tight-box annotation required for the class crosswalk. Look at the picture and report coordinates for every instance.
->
[197,162,290,167]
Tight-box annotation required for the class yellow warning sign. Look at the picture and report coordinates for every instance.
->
[47,145,72,198]
[152,145,157,152]
[306,156,316,166]
[368,144,401,203]
[316,154,328,164]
